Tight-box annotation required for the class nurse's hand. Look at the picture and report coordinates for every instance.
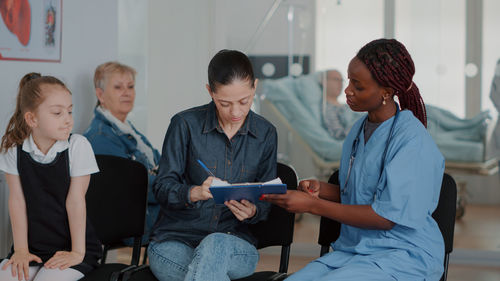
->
[190,177,214,202]
[225,200,256,221]
[298,179,320,198]
[262,190,316,213]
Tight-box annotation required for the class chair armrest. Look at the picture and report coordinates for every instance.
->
[121,264,151,281]
[110,265,137,281]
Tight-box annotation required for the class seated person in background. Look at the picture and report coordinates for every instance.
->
[489,59,500,159]
[322,69,350,140]
[84,62,160,243]
[148,50,277,281]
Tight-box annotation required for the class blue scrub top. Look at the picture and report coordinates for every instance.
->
[317,110,445,280]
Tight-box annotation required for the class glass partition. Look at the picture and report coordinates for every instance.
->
[316,0,384,105]
[483,0,500,116]
[395,0,466,117]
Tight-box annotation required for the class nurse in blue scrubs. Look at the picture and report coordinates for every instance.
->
[263,38,445,281]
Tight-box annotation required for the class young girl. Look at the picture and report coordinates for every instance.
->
[0,73,101,281]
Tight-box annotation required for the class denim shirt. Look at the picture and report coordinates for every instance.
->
[151,101,277,247]
[84,108,161,226]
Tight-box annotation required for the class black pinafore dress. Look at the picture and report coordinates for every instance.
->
[7,142,102,274]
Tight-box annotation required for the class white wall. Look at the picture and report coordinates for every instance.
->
[146,0,215,149]
[0,1,119,134]
[0,172,11,256]
[118,0,149,133]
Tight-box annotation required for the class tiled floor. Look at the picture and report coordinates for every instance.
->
[454,205,500,251]
[115,204,500,280]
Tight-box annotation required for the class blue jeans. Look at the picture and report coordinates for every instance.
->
[148,233,259,281]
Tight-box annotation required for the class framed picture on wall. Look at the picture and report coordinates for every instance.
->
[0,0,62,62]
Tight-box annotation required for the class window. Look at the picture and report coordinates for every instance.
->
[482,0,500,116]
[395,0,466,117]
[316,0,384,103]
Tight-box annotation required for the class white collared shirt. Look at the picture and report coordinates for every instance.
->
[0,134,99,177]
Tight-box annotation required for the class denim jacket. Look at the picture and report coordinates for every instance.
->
[84,108,161,236]
[151,101,277,247]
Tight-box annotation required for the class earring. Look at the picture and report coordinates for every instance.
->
[382,99,386,105]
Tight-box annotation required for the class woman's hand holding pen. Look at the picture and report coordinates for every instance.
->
[298,179,321,198]
[190,176,214,202]
[45,251,84,270]
[2,250,42,281]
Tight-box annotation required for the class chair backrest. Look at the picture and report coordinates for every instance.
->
[432,173,457,281]
[86,154,148,265]
[318,170,341,256]
[248,162,297,273]
[318,170,457,281]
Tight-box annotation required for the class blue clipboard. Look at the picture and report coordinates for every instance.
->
[209,184,287,204]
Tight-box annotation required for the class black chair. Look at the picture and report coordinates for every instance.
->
[80,155,148,281]
[234,162,298,281]
[318,171,341,257]
[318,170,457,281]
[120,162,298,281]
[432,173,457,281]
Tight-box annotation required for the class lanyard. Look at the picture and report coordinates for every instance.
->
[343,106,400,195]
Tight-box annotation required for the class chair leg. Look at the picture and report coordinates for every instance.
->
[278,246,290,273]
[442,254,450,281]
[131,238,141,265]
[101,246,109,265]
[142,246,148,265]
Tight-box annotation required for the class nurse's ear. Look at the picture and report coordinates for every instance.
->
[382,87,395,102]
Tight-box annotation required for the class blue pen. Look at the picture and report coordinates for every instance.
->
[197,159,216,177]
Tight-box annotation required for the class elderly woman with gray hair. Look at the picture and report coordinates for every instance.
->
[84,62,160,244]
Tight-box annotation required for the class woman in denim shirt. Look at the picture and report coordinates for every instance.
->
[148,50,278,281]
[84,62,161,243]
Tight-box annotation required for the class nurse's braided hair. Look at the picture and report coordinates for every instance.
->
[356,38,427,127]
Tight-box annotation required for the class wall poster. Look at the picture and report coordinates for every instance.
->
[0,0,62,62]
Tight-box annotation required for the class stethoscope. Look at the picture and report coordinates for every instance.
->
[342,104,400,195]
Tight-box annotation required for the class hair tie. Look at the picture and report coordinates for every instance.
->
[406,82,413,92]
[27,73,42,81]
